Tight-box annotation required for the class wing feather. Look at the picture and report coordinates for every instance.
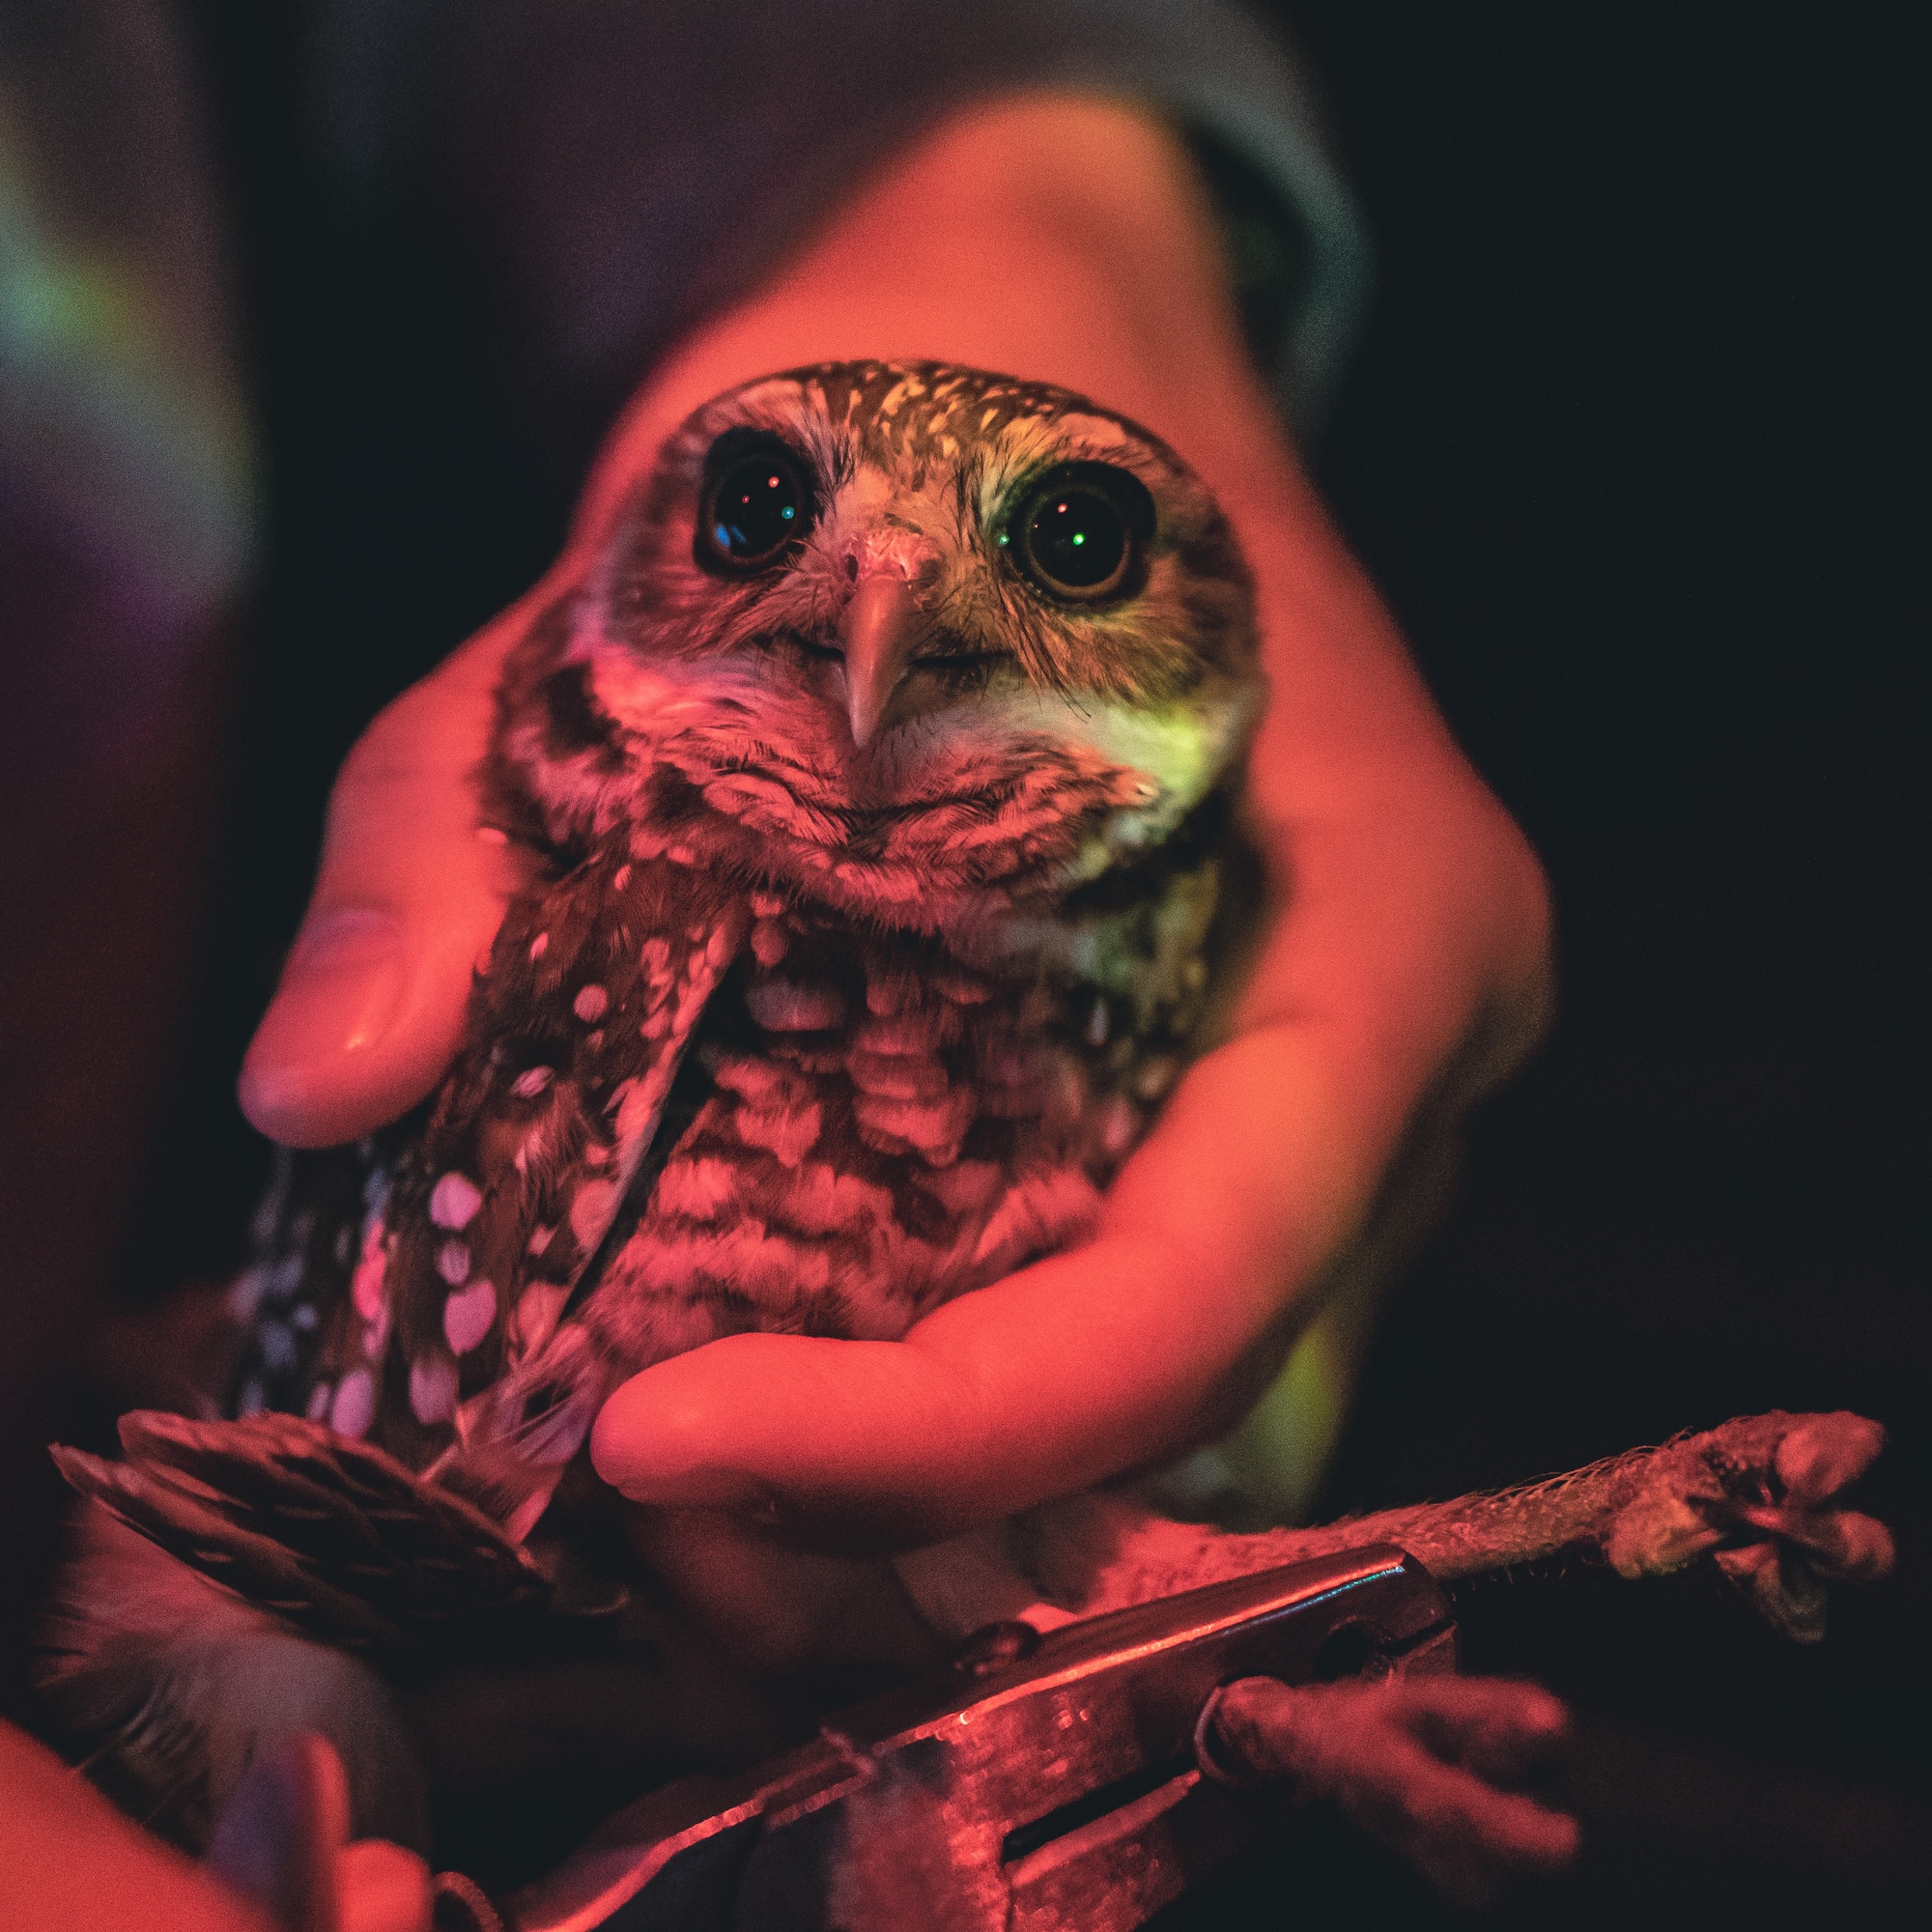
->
[360,845,747,1529]
[51,1412,548,1655]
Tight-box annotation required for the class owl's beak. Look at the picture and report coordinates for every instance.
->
[838,573,921,749]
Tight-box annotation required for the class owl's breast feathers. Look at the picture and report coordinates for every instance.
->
[497,606,1169,931]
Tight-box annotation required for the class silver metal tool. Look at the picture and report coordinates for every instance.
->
[499,1543,1456,1931]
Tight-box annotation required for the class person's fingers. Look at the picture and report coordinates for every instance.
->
[1393,1675,1572,1784]
[239,615,529,1148]
[1362,1747,1578,1915]
[204,1732,348,1932]
[1208,1676,1577,1914]
[591,1328,990,1545]
[2,1717,268,1932]
[581,1213,1291,1550]
[589,992,1545,1548]
[1382,1767,1578,1918]
[336,1841,433,1932]
[591,1016,1414,1545]
[204,1739,433,1932]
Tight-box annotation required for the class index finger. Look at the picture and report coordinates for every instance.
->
[237,612,526,1148]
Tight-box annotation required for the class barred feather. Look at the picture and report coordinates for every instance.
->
[55,1412,547,1655]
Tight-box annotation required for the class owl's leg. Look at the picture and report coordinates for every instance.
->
[36,1504,428,1854]
[1005,1410,1890,1638]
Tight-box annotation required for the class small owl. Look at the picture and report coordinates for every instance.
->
[47,360,1264,1840]
[237,359,1261,1522]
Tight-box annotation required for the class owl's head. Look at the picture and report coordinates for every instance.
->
[522,362,1263,900]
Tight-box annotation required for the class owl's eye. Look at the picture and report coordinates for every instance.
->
[1007,464,1154,606]
[696,434,816,573]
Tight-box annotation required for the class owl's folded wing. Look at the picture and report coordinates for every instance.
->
[358,843,750,1528]
[51,1410,549,1655]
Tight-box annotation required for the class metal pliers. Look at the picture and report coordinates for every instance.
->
[498,1544,1456,1931]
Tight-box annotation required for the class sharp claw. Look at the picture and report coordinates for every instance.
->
[1710,1499,1896,1581]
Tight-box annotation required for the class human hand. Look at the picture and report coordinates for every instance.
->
[0,1721,428,1932]
[1202,1674,1577,1912]
[242,98,1548,1547]
[204,1735,433,1932]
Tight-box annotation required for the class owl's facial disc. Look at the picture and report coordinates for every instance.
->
[597,360,1261,840]
[719,457,1158,753]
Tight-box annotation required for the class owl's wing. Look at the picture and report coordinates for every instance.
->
[364,843,749,1528]
[48,847,746,1628]
[51,1410,549,1656]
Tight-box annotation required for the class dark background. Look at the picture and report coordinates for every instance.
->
[1206,6,1927,1925]
[121,4,1930,1923]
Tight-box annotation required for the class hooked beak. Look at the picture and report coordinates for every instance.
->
[838,574,922,749]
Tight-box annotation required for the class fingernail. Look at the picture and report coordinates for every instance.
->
[592,1431,769,1516]
[242,908,405,1108]
[609,1460,766,1513]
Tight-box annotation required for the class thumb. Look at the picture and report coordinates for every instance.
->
[205,1736,434,1932]
[205,1732,347,1932]
[240,624,523,1148]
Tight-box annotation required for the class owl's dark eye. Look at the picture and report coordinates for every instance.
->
[1007,463,1153,605]
[696,434,815,573]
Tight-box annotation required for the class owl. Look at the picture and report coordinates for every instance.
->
[44,360,1265,1846]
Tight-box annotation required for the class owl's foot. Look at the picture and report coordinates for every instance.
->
[1579,1410,1892,1640]
[1009,1410,1893,1646]
[1336,1412,1893,1644]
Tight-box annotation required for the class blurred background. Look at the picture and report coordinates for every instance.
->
[5,4,1923,1923]
[1196,7,1928,1925]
